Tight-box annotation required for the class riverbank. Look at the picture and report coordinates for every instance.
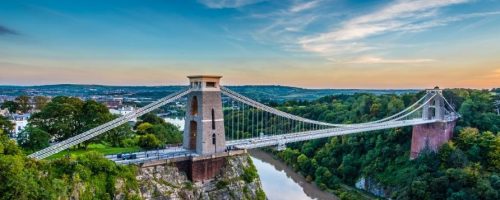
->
[250,149,340,200]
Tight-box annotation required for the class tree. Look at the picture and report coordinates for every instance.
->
[0,101,19,113]
[15,95,31,113]
[17,126,50,152]
[387,96,405,115]
[78,100,114,146]
[139,113,166,125]
[104,123,134,147]
[297,154,311,173]
[457,127,480,150]
[0,115,13,134]
[135,114,182,145]
[138,134,160,149]
[150,123,182,145]
[33,96,49,110]
[29,97,113,147]
[29,96,83,141]
[136,122,153,135]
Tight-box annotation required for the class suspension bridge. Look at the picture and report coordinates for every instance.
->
[28,75,458,181]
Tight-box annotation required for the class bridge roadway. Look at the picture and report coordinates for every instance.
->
[106,147,196,165]
[227,118,439,149]
[108,118,447,164]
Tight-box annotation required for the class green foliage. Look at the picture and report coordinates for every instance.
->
[29,97,112,143]
[0,134,139,200]
[33,96,49,110]
[216,179,229,189]
[0,115,13,134]
[15,95,31,113]
[46,143,140,160]
[105,123,135,147]
[138,134,161,149]
[140,113,167,125]
[121,137,139,147]
[28,97,135,148]
[135,114,182,145]
[136,122,154,135]
[17,126,50,152]
[242,157,259,183]
[1,100,19,113]
[271,89,500,199]
[255,188,266,200]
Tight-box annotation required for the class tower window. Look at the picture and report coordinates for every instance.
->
[206,82,216,88]
[191,96,198,115]
[211,108,215,130]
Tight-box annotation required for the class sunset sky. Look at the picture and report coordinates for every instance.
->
[1,0,499,89]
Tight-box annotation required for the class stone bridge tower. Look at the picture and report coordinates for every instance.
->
[183,75,226,155]
[410,87,456,159]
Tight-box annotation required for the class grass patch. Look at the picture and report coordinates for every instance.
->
[46,143,141,160]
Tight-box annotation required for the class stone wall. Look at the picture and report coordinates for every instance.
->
[410,121,456,159]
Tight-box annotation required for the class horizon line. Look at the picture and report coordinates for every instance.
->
[0,83,496,91]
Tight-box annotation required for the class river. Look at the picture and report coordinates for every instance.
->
[163,117,184,130]
[250,150,339,200]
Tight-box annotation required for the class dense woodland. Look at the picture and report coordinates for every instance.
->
[0,88,498,199]
[272,89,499,199]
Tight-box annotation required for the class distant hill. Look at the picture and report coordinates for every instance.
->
[0,84,419,101]
[227,85,418,102]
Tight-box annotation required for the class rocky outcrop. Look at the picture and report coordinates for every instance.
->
[131,154,266,200]
[355,176,390,198]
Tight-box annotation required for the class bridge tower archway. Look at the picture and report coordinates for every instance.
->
[188,120,197,150]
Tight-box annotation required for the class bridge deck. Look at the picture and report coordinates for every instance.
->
[106,148,196,165]
[109,119,445,164]
[227,119,439,149]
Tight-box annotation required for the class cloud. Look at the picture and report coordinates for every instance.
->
[289,0,322,13]
[0,25,18,35]
[299,0,472,56]
[198,0,266,9]
[250,0,324,47]
[348,56,434,64]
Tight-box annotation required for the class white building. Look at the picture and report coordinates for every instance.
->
[109,106,137,122]
[0,108,9,117]
[10,114,30,138]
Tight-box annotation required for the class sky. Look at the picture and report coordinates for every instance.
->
[0,0,499,89]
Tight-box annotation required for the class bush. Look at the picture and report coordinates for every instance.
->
[256,188,266,200]
[121,137,138,147]
[138,134,160,150]
[216,179,229,189]
[242,157,259,183]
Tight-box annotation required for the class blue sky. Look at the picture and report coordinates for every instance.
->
[1,0,499,88]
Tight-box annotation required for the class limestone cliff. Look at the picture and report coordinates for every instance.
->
[130,154,266,200]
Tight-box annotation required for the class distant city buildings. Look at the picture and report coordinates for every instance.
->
[0,95,15,103]
[103,98,123,109]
